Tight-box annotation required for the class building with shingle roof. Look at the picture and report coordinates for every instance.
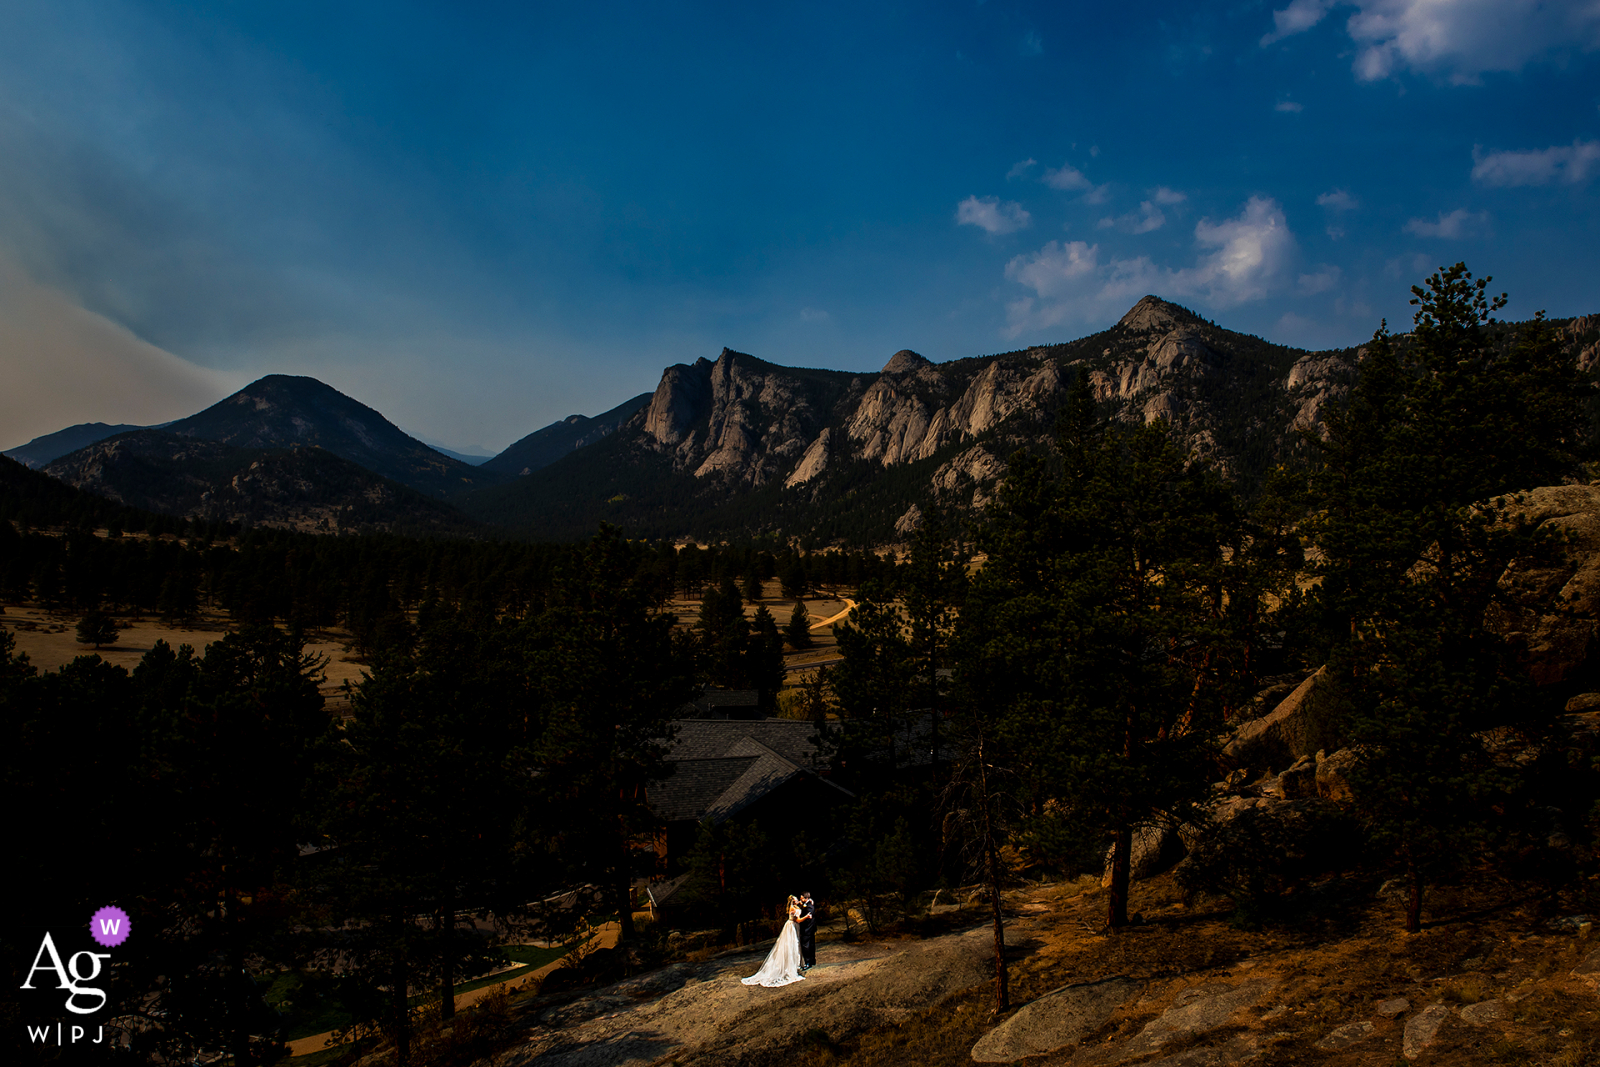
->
[644,718,853,902]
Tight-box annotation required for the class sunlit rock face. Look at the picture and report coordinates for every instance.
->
[529,293,1589,541]
[640,348,857,488]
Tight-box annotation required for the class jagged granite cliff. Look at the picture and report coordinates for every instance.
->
[459,296,1376,542]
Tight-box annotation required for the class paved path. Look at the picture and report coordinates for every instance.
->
[808,598,856,630]
[286,922,622,1057]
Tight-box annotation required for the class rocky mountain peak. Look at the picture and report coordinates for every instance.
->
[881,349,933,375]
[1118,295,1203,333]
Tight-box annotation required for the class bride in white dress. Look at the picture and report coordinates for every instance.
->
[741,895,805,987]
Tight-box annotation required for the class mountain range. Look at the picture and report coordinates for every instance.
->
[13,297,1597,543]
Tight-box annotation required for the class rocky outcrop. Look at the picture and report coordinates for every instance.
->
[1402,1003,1452,1059]
[1284,349,1357,432]
[1488,483,1600,686]
[971,978,1141,1063]
[1224,667,1346,773]
[639,349,855,487]
[785,429,834,488]
[845,352,1068,472]
[484,297,1597,543]
[642,359,714,448]
[932,445,1007,508]
[1102,822,1186,887]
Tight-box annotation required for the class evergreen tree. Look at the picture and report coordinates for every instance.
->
[529,526,697,940]
[785,599,812,649]
[959,378,1247,928]
[749,605,785,710]
[75,609,119,649]
[1311,264,1586,931]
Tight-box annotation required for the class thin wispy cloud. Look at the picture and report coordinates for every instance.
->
[1316,189,1359,211]
[1275,100,1305,112]
[1022,30,1043,56]
[1260,0,1336,46]
[1472,139,1600,186]
[1316,188,1358,239]
[1042,162,1093,192]
[1261,0,1600,83]
[1150,187,1188,205]
[1006,158,1038,180]
[1098,200,1167,234]
[1403,208,1489,239]
[1298,264,1342,294]
[955,195,1033,235]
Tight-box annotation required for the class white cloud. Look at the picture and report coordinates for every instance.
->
[799,307,832,323]
[1403,208,1489,238]
[1316,188,1359,211]
[1002,196,1298,334]
[1006,158,1038,180]
[1082,184,1113,205]
[955,195,1033,235]
[1299,265,1343,293]
[1190,196,1298,305]
[1275,100,1306,112]
[1262,0,1600,83]
[1151,186,1188,205]
[1042,162,1093,192]
[1005,240,1101,298]
[1099,201,1168,234]
[1261,0,1338,46]
[1472,139,1600,186]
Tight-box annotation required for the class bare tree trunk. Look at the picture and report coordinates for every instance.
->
[1107,826,1132,928]
[436,888,456,1020]
[225,881,252,1067]
[393,957,411,1067]
[977,735,1009,1014]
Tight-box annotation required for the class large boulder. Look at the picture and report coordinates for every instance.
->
[970,977,1141,1062]
[1315,747,1361,802]
[1223,667,1347,774]
[1488,483,1600,687]
[1101,822,1186,887]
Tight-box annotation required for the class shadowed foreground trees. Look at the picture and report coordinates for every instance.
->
[958,380,1258,929]
[1311,264,1587,931]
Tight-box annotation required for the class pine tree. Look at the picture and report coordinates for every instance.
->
[1311,264,1585,931]
[785,599,813,649]
[76,609,119,649]
[959,376,1246,928]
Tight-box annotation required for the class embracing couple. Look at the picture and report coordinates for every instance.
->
[740,891,816,988]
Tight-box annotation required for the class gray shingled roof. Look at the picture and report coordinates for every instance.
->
[648,719,849,826]
[666,718,823,768]
[649,757,759,822]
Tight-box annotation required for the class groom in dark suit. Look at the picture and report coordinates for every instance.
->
[797,891,816,971]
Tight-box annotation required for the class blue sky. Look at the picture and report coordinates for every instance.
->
[1,0,1596,453]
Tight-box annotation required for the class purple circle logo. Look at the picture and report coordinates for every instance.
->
[90,906,130,948]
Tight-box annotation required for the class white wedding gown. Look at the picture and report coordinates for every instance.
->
[741,919,805,987]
